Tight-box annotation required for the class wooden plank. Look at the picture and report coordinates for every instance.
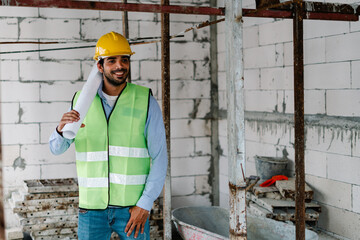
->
[25,208,77,218]
[14,199,78,213]
[24,191,78,200]
[33,234,77,240]
[30,227,77,236]
[24,178,78,193]
[23,221,78,232]
[248,202,273,218]
[247,193,321,213]
[15,197,78,208]
[253,185,279,196]
[248,201,319,222]
[20,215,78,226]
[275,178,313,200]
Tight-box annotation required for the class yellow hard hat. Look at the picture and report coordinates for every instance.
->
[93,31,135,61]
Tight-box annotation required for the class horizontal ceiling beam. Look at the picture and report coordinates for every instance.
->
[0,0,358,21]
[1,0,225,15]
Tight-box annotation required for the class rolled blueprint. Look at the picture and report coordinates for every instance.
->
[62,64,102,139]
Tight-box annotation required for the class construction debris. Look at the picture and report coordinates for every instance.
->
[10,178,164,240]
[275,178,314,201]
[247,178,321,226]
[10,178,79,240]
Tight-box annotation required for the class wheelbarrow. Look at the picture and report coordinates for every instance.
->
[172,206,318,240]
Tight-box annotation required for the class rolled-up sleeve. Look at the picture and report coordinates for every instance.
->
[49,128,74,155]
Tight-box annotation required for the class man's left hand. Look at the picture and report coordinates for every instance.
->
[125,206,149,238]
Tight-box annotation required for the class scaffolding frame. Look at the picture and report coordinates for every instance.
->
[0,0,359,239]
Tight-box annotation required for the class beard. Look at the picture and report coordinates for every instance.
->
[103,69,129,87]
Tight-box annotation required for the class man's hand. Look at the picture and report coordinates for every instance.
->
[125,206,149,238]
[57,110,85,133]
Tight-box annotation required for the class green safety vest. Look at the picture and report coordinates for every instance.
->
[73,83,151,209]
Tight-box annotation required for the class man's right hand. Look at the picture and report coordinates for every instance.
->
[57,110,85,133]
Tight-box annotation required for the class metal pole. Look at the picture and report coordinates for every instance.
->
[293,1,306,240]
[0,122,4,240]
[225,0,247,239]
[161,0,171,239]
[122,0,131,83]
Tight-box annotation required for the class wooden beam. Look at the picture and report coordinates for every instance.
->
[0,0,358,21]
[161,0,171,239]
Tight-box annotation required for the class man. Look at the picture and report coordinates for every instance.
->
[49,31,167,240]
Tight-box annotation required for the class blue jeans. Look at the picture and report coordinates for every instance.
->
[78,207,150,240]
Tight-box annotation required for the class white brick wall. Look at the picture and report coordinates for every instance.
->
[0,6,38,17]
[19,18,80,39]
[19,61,81,81]
[304,62,351,89]
[326,32,360,62]
[40,82,84,102]
[21,102,69,123]
[0,18,18,39]
[318,204,360,240]
[1,82,39,102]
[0,61,19,80]
[328,154,360,185]
[2,124,39,145]
[353,185,360,213]
[327,90,360,116]
[1,145,20,167]
[171,177,195,196]
[171,156,210,177]
[351,60,360,88]
[244,45,276,68]
[306,175,352,211]
[259,20,292,46]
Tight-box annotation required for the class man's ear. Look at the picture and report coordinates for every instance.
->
[97,61,104,73]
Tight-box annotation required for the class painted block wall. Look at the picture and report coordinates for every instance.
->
[217,0,360,239]
[0,0,213,232]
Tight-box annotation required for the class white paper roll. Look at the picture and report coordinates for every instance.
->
[62,64,103,139]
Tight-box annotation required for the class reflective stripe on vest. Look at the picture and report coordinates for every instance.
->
[74,83,150,210]
[76,146,149,162]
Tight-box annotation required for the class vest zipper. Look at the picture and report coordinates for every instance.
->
[100,83,128,207]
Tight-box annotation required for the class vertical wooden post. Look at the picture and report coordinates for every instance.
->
[225,0,246,239]
[209,0,220,206]
[293,1,306,240]
[122,0,131,83]
[161,0,171,239]
[0,91,5,239]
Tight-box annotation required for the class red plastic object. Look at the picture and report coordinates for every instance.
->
[260,175,288,187]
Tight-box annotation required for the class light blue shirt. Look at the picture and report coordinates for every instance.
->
[49,83,168,211]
